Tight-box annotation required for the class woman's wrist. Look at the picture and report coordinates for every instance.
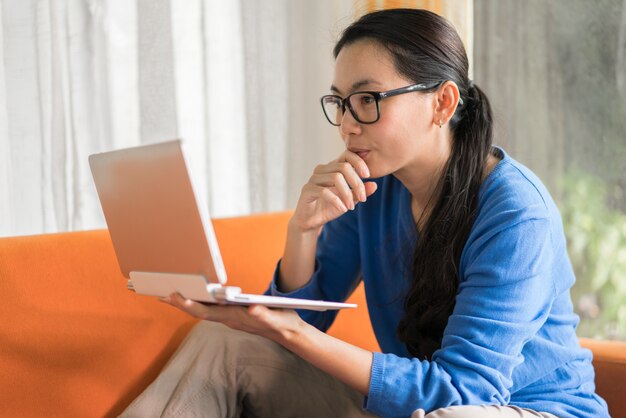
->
[288,215,322,236]
[279,222,319,291]
[277,316,315,350]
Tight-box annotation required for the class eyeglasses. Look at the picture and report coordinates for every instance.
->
[320,81,443,127]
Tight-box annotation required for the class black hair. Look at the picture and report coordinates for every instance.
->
[334,8,494,360]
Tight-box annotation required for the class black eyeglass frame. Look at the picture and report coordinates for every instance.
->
[320,81,443,127]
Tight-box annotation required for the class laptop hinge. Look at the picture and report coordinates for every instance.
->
[128,271,239,303]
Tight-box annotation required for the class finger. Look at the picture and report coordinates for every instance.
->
[164,292,211,319]
[165,293,241,322]
[334,162,367,202]
[338,151,370,179]
[310,172,355,209]
[313,162,366,203]
[364,181,378,197]
[319,185,350,213]
[300,183,348,214]
[324,152,369,180]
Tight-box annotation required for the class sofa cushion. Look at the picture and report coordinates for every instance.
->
[1,211,620,416]
[0,229,197,417]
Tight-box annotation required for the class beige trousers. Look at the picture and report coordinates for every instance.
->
[120,321,558,418]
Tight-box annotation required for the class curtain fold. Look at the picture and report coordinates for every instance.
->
[0,0,354,237]
[0,0,13,234]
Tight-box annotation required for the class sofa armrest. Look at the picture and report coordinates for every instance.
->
[579,337,626,416]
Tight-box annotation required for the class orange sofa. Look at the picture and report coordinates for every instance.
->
[0,211,623,417]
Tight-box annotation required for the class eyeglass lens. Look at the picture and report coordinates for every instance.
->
[322,93,378,125]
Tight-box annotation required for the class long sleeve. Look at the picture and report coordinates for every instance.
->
[365,212,556,417]
[265,208,363,331]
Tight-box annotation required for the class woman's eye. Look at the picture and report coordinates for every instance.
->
[361,95,375,105]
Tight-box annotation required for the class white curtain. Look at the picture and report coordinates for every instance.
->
[0,0,355,237]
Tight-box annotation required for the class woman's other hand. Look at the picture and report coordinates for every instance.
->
[161,293,305,344]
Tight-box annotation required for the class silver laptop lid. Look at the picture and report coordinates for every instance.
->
[89,140,227,284]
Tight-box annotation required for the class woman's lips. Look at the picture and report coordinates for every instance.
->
[349,148,370,160]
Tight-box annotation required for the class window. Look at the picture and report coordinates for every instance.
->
[474,0,626,340]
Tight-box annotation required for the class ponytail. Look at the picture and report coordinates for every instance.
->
[397,83,494,359]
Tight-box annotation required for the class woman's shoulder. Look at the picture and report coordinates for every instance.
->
[478,147,557,224]
[464,147,569,258]
[461,148,568,284]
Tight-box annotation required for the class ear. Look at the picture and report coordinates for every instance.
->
[432,80,460,127]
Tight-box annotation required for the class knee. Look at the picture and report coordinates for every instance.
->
[187,321,256,350]
[422,405,510,418]
[190,320,240,340]
[423,405,490,418]
[187,321,281,360]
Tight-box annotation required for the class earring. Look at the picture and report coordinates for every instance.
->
[438,119,443,128]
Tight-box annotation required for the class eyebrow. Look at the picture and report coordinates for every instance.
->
[330,79,382,95]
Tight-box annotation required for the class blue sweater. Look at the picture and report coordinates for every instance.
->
[268,148,609,418]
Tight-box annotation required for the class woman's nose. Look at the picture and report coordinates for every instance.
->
[339,108,362,136]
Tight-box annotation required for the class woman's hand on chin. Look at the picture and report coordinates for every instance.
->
[291,149,377,233]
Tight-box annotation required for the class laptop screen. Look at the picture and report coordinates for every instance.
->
[89,140,227,284]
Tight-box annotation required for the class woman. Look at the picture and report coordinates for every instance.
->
[122,9,609,418]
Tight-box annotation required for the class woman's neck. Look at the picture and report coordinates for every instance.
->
[397,146,501,229]
[394,155,448,230]
[393,133,451,214]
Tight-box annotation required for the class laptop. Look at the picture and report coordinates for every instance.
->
[88,140,356,311]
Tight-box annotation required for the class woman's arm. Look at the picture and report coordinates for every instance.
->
[277,219,320,292]
[277,150,376,293]
[161,295,373,395]
[282,313,373,395]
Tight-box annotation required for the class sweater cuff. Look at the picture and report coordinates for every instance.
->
[363,351,387,413]
[266,259,322,300]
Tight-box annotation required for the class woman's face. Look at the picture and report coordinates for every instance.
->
[332,40,445,179]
